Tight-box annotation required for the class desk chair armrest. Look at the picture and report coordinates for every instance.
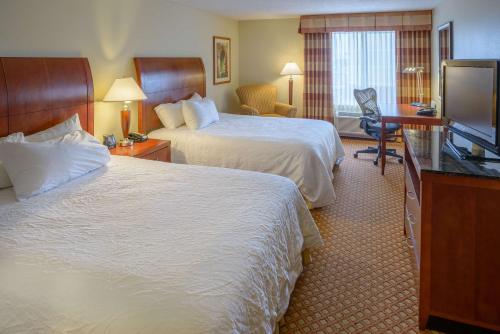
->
[274,102,297,118]
[240,104,260,116]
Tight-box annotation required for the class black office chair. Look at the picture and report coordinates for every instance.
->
[353,88,403,166]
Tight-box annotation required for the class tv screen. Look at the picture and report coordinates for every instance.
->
[443,60,499,152]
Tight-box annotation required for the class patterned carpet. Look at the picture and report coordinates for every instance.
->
[280,138,428,334]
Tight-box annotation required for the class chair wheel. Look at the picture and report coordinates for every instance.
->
[353,153,358,159]
[398,158,404,164]
[373,160,378,166]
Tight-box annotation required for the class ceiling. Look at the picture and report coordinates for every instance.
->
[171,0,442,20]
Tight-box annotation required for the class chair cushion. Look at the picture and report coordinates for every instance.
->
[367,122,401,133]
[236,85,277,115]
[261,113,285,118]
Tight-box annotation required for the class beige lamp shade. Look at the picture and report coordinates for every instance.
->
[280,62,303,76]
[103,77,147,102]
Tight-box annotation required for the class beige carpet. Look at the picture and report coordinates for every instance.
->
[280,139,429,334]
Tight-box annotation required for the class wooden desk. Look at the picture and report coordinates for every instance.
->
[380,104,442,175]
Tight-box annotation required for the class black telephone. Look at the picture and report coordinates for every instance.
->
[128,132,148,143]
[416,108,437,116]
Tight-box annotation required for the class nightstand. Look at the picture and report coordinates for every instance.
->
[109,139,171,162]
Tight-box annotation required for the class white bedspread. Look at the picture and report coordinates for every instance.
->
[0,156,322,334]
[149,113,345,208]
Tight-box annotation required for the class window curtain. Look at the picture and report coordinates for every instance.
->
[304,33,334,123]
[396,30,432,104]
[332,31,397,116]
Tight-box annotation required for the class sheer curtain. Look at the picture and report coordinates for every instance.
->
[332,31,397,116]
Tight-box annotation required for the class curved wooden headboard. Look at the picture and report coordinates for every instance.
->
[134,57,206,134]
[0,57,94,137]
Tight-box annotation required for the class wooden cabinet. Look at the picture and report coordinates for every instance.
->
[404,129,500,332]
[109,139,171,163]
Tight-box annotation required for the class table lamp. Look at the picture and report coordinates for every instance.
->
[280,62,303,105]
[402,66,425,107]
[103,77,147,146]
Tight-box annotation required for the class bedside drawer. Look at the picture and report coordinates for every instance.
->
[138,147,170,162]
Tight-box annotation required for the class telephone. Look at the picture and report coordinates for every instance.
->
[128,132,148,143]
[416,108,437,116]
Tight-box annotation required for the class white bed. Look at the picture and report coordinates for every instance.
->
[0,156,322,334]
[149,113,345,208]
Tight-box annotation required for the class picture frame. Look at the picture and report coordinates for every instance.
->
[438,21,453,98]
[213,36,231,85]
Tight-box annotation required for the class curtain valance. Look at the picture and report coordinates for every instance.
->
[299,10,432,34]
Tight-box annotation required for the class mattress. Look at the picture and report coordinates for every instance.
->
[149,113,345,208]
[0,156,322,334]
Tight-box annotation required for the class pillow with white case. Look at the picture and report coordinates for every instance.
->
[25,113,82,142]
[0,132,25,189]
[154,93,205,130]
[0,130,110,200]
[182,98,220,130]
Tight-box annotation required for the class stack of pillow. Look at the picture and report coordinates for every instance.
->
[0,114,110,200]
[154,93,220,130]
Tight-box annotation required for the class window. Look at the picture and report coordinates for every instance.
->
[332,31,397,116]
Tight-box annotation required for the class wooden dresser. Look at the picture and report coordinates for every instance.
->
[403,129,500,333]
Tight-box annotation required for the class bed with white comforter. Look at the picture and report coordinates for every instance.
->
[0,156,322,334]
[149,113,345,208]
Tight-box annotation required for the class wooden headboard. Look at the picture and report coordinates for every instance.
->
[0,57,94,137]
[134,57,206,134]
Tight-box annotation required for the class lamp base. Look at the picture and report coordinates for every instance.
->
[119,138,133,147]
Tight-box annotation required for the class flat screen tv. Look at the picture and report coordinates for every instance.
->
[442,60,500,155]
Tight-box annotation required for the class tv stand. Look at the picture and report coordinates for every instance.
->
[403,128,500,333]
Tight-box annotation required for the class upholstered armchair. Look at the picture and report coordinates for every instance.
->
[236,84,297,118]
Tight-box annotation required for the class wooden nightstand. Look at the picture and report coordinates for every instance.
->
[109,139,171,162]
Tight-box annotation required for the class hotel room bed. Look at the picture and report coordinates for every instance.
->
[149,112,345,208]
[135,57,346,208]
[0,57,322,334]
[0,156,322,333]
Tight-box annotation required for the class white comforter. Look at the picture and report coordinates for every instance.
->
[149,113,345,208]
[0,156,322,334]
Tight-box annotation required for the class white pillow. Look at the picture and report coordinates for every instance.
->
[25,113,82,142]
[190,92,203,101]
[0,132,25,189]
[0,134,110,200]
[155,102,184,129]
[182,99,219,130]
[154,94,206,130]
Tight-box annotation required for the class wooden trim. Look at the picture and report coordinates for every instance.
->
[213,36,231,85]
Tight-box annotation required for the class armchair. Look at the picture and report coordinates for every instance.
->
[236,84,297,117]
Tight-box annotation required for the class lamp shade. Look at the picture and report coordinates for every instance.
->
[280,62,303,76]
[103,77,147,102]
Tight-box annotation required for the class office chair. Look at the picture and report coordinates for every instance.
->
[353,88,403,166]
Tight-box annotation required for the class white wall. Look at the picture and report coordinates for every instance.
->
[239,19,304,116]
[0,0,239,140]
[432,0,500,104]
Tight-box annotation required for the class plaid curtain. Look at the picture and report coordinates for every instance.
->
[304,33,334,123]
[396,30,432,104]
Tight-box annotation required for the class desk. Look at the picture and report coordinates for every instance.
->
[379,104,442,175]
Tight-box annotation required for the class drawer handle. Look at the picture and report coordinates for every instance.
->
[405,237,414,249]
[407,190,417,200]
[406,208,416,225]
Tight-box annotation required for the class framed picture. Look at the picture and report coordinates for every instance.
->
[438,21,453,97]
[213,36,231,85]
